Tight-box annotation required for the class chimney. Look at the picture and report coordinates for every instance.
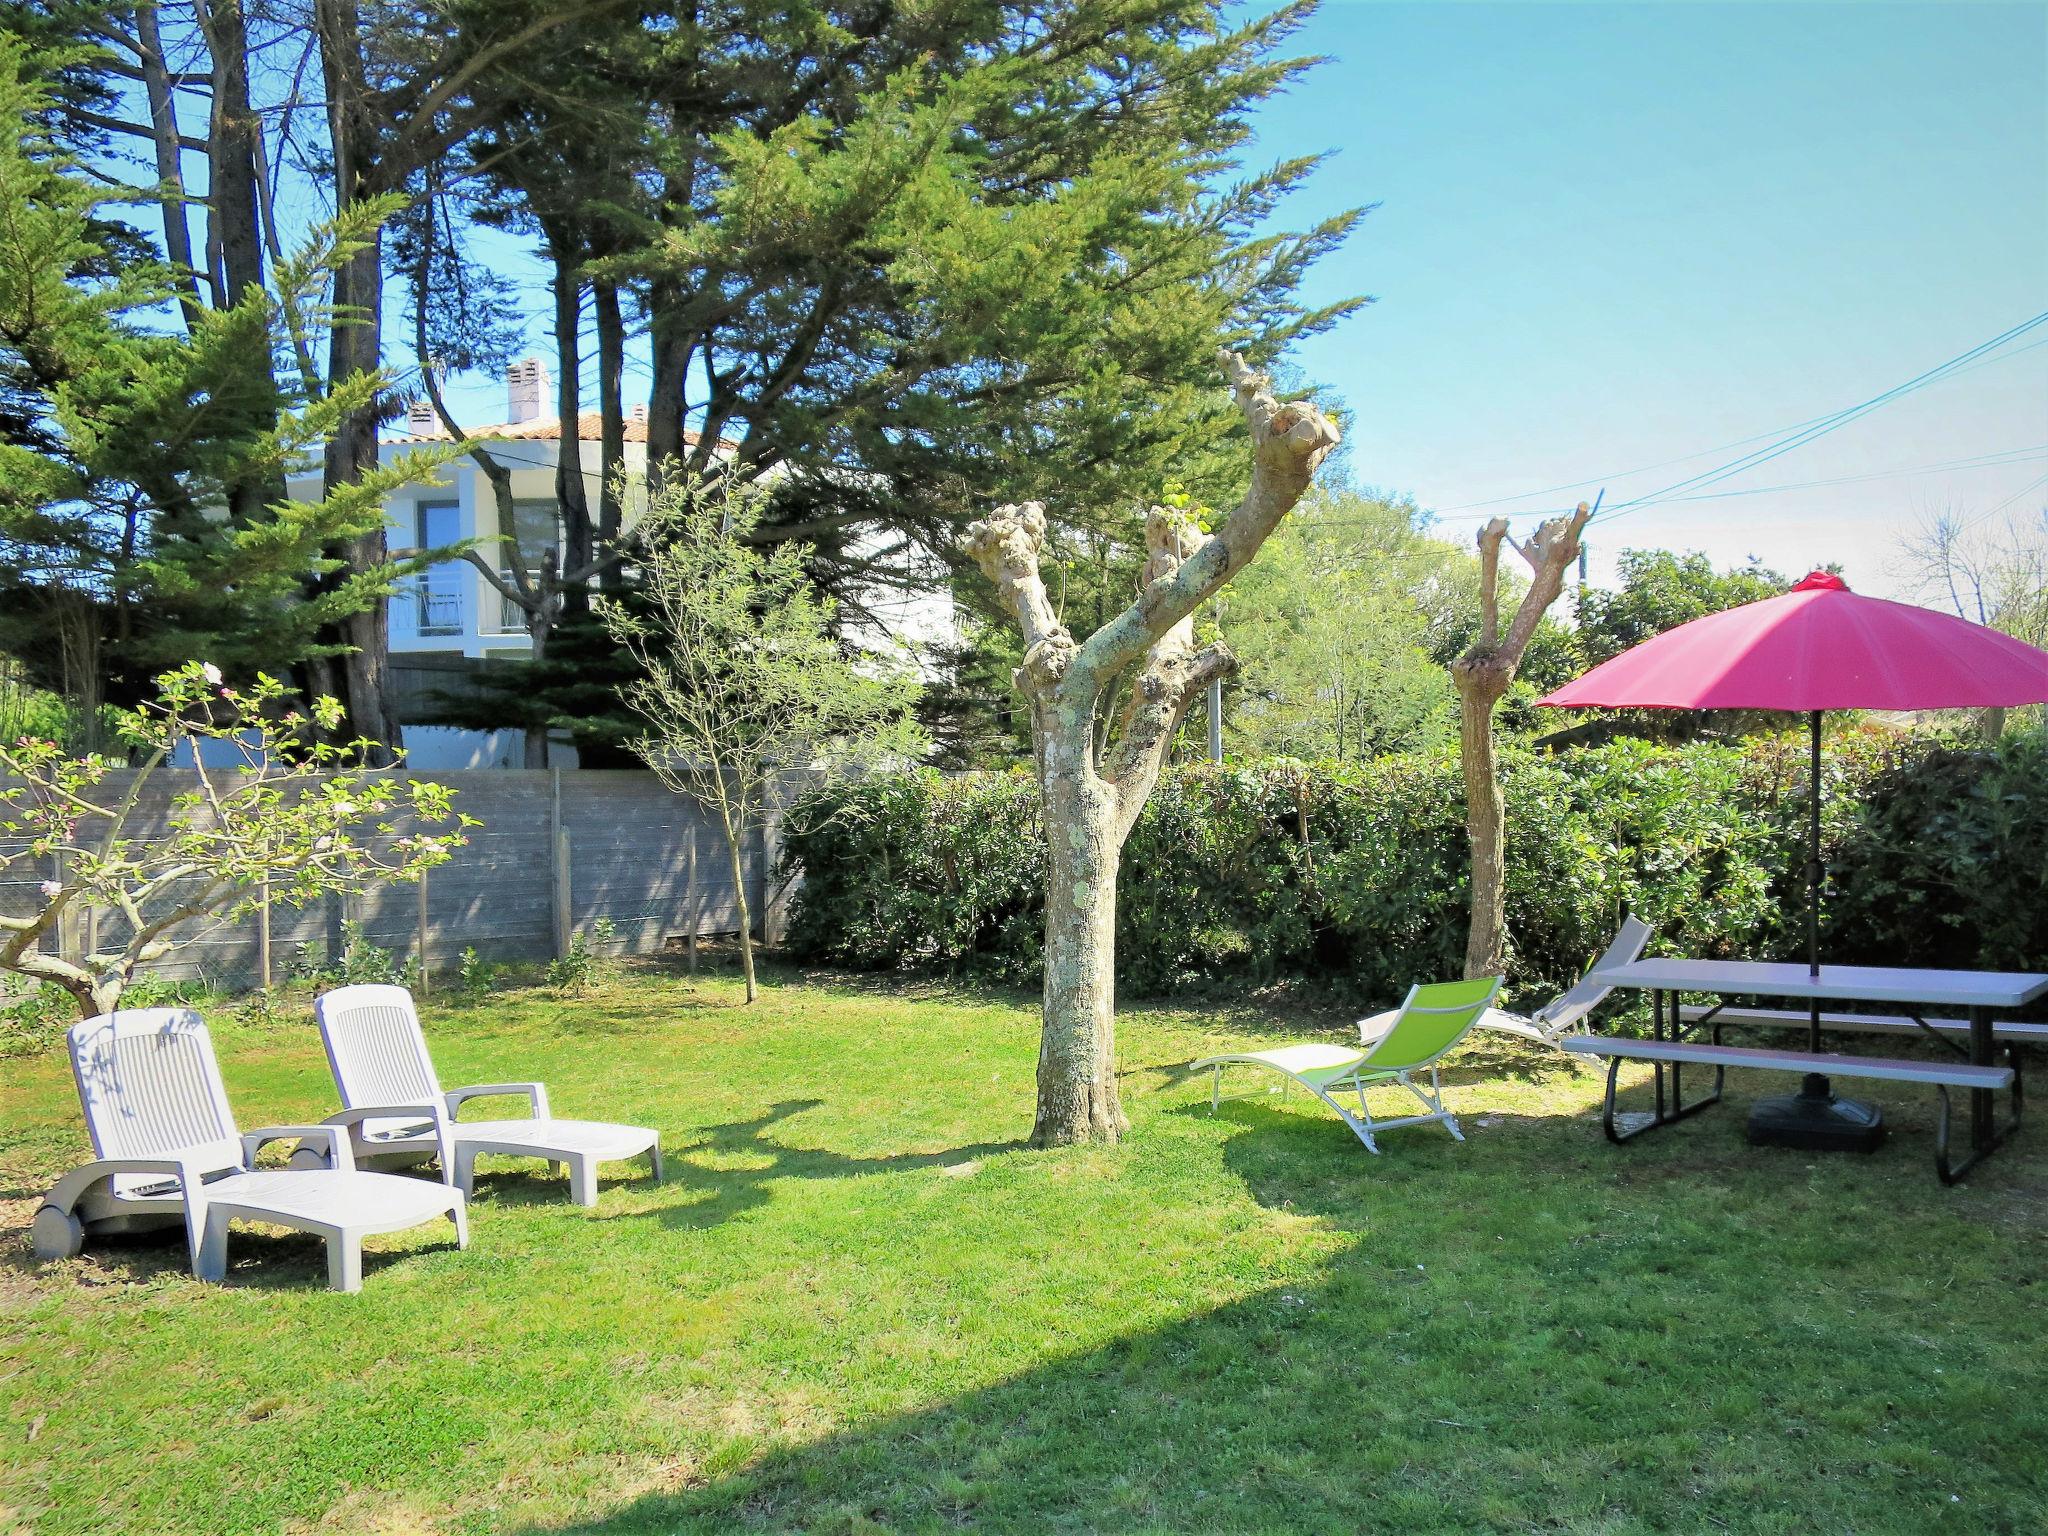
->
[405,399,444,438]
[506,357,550,424]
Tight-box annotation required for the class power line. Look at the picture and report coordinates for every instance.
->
[1962,471,2048,529]
[1431,411,1843,513]
[1308,443,2048,537]
[1648,447,2048,505]
[1434,315,2048,518]
[1592,310,2048,526]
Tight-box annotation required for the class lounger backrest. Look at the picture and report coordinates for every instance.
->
[1359,975,1504,1073]
[68,1009,244,1195]
[315,983,442,1110]
[1534,913,1653,1029]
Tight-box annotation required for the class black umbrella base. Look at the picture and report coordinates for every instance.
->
[1747,1074,1886,1152]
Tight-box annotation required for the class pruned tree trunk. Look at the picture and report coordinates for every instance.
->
[1451,505,1592,980]
[1035,721,1128,1142]
[1454,658,1512,979]
[967,351,1339,1146]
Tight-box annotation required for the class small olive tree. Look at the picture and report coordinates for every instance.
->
[601,478,924,1003]
[0,664,471,1019]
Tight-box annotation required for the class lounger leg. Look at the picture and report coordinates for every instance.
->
[1432,1067,1464,1142]
[449,1199,470,1250]
[1341,1082,1380,1154]
[30,1204,85,1260]
[647,1140,664,1184]
[327,1234,363,1293]
[453,1145,478,1198]
[187,1196,215,1277]
[568,1156,599,1207]
[196,1205,230,1283]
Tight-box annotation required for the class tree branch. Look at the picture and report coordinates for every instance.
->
[963,500,1079,696]
[1071,349,1339,691]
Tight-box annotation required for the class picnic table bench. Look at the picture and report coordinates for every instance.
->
[1573,959,2045,1184]
[1676,1004,2048,1045]
[1559,1034,2018,1184]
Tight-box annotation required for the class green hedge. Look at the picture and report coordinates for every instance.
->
[781,731,2048,1007]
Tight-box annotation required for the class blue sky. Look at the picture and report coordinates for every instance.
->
[428,1,2048,599]
[1247,0,2048,594]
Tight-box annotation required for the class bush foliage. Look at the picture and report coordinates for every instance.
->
[781,730,2048,1006]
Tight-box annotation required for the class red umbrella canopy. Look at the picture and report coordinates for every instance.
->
[1538,570,2048,712]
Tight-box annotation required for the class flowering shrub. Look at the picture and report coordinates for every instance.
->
[0,663,473,1019]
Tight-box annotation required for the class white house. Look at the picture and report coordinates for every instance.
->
[292,360,955,769]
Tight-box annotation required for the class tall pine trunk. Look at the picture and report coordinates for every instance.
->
[594,279,627,574]
[323,231,400,760]
[315,0,400,760]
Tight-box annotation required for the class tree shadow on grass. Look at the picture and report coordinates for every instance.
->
[508,1093,2048,1535]
[599,1098,1025,1233]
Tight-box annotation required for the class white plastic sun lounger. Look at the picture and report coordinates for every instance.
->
[309,984,661,1207]
[32,1009,467,1291]
[1193,975,1503,1152]
[1356,915,1653,1049]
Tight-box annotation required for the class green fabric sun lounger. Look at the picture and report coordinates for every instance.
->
[1192,975,1504,1152]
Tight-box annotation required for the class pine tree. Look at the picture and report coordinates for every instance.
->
[415,0,1366,751]
[0,35,451,729]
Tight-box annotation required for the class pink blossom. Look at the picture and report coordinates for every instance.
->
[39,880,61,898]
[200,663,223,685]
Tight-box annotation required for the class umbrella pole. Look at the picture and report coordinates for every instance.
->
[1747,707,1880,1151]
[1807,710,1822,1050]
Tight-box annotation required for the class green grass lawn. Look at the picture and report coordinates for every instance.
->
[3,962,2045,1535]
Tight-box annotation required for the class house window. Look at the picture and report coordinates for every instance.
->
[487,500,562,635]
[416,501,463,636]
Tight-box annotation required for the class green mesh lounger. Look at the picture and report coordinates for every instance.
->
[1355,916,1652,1049]
[1192,975,1504,1153]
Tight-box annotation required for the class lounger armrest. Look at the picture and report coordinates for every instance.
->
[320,1103,458,1185]
[445,1082,550,1118]
[46,1155,201,1205]
[241,1125,356,1173]
[321,1102,447,1130]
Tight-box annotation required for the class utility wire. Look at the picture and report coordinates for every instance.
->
[1435,315,2048,517]
[1961,471,2048,529]
[1304,443,2048,537]
[1592,310,2048,525]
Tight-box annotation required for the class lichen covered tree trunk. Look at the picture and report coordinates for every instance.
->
[1035,729,1129,1143]
[1452,506,1591,981]
[967,351,1340,1147]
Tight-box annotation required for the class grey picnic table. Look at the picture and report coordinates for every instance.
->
[1570,959,2048,1182]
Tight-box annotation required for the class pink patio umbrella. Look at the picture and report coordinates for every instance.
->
[1537,570,2048,1143]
